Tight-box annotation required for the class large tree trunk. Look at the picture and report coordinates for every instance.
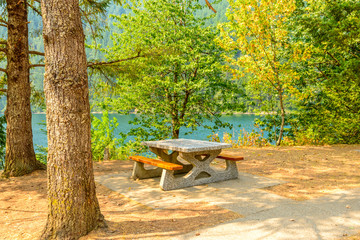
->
[40,0,106,239]
[2,0,45,178]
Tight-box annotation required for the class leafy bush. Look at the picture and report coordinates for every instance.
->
[209,128,269,147]
[254,114,298,145]
[91,111,120,161]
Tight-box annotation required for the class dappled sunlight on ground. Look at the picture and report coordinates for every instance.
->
[1,144,360,239]
[83,185,241,239]
[223,144,360,201]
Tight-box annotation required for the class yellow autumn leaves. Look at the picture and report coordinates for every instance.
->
[216,0,305,97]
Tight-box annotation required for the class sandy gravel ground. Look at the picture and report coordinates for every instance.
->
[1,144,360,239]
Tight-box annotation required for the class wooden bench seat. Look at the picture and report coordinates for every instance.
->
[129,156,183,171]
[216,153,244,161]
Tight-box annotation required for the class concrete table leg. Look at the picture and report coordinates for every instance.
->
[131,161,162,180]
[149,147,192,173]
[160,149,239,191]
[131,147,190,180]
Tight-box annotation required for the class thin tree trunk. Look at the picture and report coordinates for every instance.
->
[277,89,286,146]
[172,126,180,139]
[2,0,45,178]
[40,0,106,238]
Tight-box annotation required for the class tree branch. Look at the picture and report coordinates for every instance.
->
[0,41,7,45]
[80,8,98,43]
[244,44,278,90]
[325,50,341,66]
[0,89,6,93]
[29,50,45,56]
[0,19,8,26]
[87,52,143,68]
[308,61,334,66]
[95,67,118,87]
[179,89,191,121]
[205,0,217,13]
[250,27,279,82]
[29,64,45,68]
[0,68,7,74]
[315,65,329,80]
[27,2,41,15]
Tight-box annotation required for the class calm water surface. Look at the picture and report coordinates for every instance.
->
[32,113,259,148]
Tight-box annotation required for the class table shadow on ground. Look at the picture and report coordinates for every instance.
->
[95,170,293,216]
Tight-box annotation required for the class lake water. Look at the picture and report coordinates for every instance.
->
[32,113,259,148]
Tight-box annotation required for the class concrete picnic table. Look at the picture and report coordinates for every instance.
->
[131,139,239,190]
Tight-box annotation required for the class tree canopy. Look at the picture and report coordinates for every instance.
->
[217,0,305,145]
[290,0,360,144]
[93,0,237,144]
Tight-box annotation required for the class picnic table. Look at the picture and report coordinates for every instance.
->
[130,139,241,190]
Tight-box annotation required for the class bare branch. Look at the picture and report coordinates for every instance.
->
[325,50,341,66]
[308,61,333,66]
[0,89,6,93]
[0,19,8,26]
[0,41,7,45]
[27,2,41,16]
[87,52,143,68]
[80,8,98,44]
[315,65,329,80]
[205,0,217,13]
[29,64,45,68]
[29,50,45,56]
[96,67,118,87]
[0,68,7,74]
[0,48,6,53]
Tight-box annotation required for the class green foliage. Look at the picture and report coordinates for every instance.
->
[34,119,48,165]
[91,111,120,161]
[115,137,148,159]
[1,0,357,148]
[290,0,360,144]
[254,114,298,144]
[217,0,303,145]
[0,0,124,113]
[35,145,48,165]
[96,0,237,143]
[195,0,229,26]
[209,128,269,147]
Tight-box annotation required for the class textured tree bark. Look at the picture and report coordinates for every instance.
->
[2,0,45,178]
[40,0,106,238]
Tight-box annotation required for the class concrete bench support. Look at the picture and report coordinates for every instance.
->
[130,156,183,180]
[130,140,242,191]
[160,149,239,191]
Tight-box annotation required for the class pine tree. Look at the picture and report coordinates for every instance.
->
[40,0,106,238]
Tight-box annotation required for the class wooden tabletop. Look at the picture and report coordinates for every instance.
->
[142,139,231,153]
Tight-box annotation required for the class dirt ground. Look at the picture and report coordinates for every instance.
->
[1,144,360,240]
[227,144,360,201]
